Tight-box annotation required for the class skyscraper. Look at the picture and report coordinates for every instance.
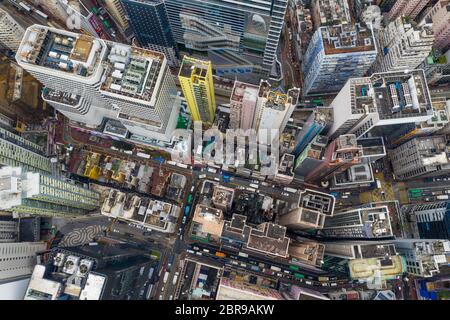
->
[0,8,25,52]
[320,206,393,239]
[229,81,259,130]
[424,0,450,51]
[387,0,432,21]
[0,242,47,282]
[165,0,288,82]
[389,135,450,180]
[327,70,434,140]
[254,81,300,144]
[324,241,397,260]
[16,25,179,143]
[121,0,179,65]
[372,16,434,73]
[402,201,450,239]
[178,56,216,125]
[0,127,52,175]
[0,167,100,217]
[24,243,157,300]
[302,23,377,95]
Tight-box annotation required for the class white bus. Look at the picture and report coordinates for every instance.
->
[270,265,281,272]
[163,271,169,284]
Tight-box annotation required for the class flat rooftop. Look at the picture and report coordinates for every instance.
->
[192,205,225,237]
[230,81,259,104]
[321,23,376,55]
[18,26,103,78]
[179,56,210,79]
[247,223,290,258]
[370,71,433,120]
[101,43,165,102]
[315,0,352,26]
[299,189,335,216]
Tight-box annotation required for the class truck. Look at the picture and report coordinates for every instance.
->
[436,194,449,200]
[207,168,217,174]
[199,174,206,179]
[148,268,154,279]
[163,271,169,284]
[284,187,297,193]
[19,2,32,12]
[238,252,248,258]
[136,152,150,159]
[270,265,281,272]
[35,9,48,20]
[215,251,226,258]
[172,272,179,285]
[176,163,188,169]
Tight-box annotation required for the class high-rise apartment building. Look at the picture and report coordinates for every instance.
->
[16,24,179,143]
[324,241,397,260]
[24,243,156,300]
[387,0,432,21]
[311,0,352,27]
[389,135,450,180]
[0,8,25,52]
[121,0,179,65]
[0,127,52,175]
[278,189,335,231]
[393,239,450,277]
[0,242,47,282]
[302,23,377,95]
[417,50,450,86]
[305,134,363,183]
[178,56,216,126]
[293,108,331,156]
[288,240,325,269]
[424,0,450,51]
[0,220,18,243]
[254,81,300,144]
[328,70,434,140]
[320,206,393,239]
[372,16,434,73]
[229,81,259,130]
[165,0,288,82]
[402,201,450,239]
[0,167,100,217]
[294,135,328,177]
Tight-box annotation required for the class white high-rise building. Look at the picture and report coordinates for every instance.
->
[328,70,434,140]
[0,8,25,52]
[16,25,180,143]
[229,81,259,130]
[0,242,46,281]
[254,81,299,144]
[372,16,434,73]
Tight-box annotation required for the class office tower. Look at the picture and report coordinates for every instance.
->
[327,70,434,140]
[0,127,52,175]
[179,56,216,126]
[0,219,18,243]
[294,135,328,177]
[305,134,363,183]
[288,240,325,269]
[393,239,450,277]
[24,243,156,300]
[424,0,450,51]
[254,81,300,144]
[302,23,377,95]
[311,0,352,27]
[0,8,25,52]
[387,0,432,21]
[104,0,130,32]
[121,0,179,65]
[0,167,100,217]
[324,241,397,259]
[0,242,47,282]
[16,25,179,143]
[372,17,434,73]
[348,255,405,285]
[229,81,259,130]
[278,189,335,231]
[403,201,450,239]
[320,206,393,239]
[389,135,450,180]
[293,108,332,156]
[165,0,288,82]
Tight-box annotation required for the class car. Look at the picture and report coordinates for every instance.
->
[177,227,182,235]
[305,281,312,285]
[281,192,290,197]
[182,216,187,224]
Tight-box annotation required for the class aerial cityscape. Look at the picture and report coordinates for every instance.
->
[0,0,450,305]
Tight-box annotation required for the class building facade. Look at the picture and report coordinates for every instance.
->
[0,242,46,282]
[178,56,216,126]
[16,25,179,143]
[0,8,25,52]
[229,81,259,130]
[387,0,432,20]
[302,23,377,95]
[165,0,288,82]
[424,0,450,51]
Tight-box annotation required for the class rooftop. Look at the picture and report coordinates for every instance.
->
[230,81,259,104]
[315,0,352,26]
[179,56,211,79]
[321,23,376,55]
[415,135,450,165]
[298,189,335,216]
[246,222,290,258]
[192,205,225,237]
[289,241,325,267]
[100,43,165,102]
[18,26,104,78]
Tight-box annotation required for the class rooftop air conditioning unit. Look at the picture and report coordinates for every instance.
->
[63,255,80,275]
[76,259,94,277]
[54,253,66,267]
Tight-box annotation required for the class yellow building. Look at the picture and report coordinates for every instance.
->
[178,56,216,125]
